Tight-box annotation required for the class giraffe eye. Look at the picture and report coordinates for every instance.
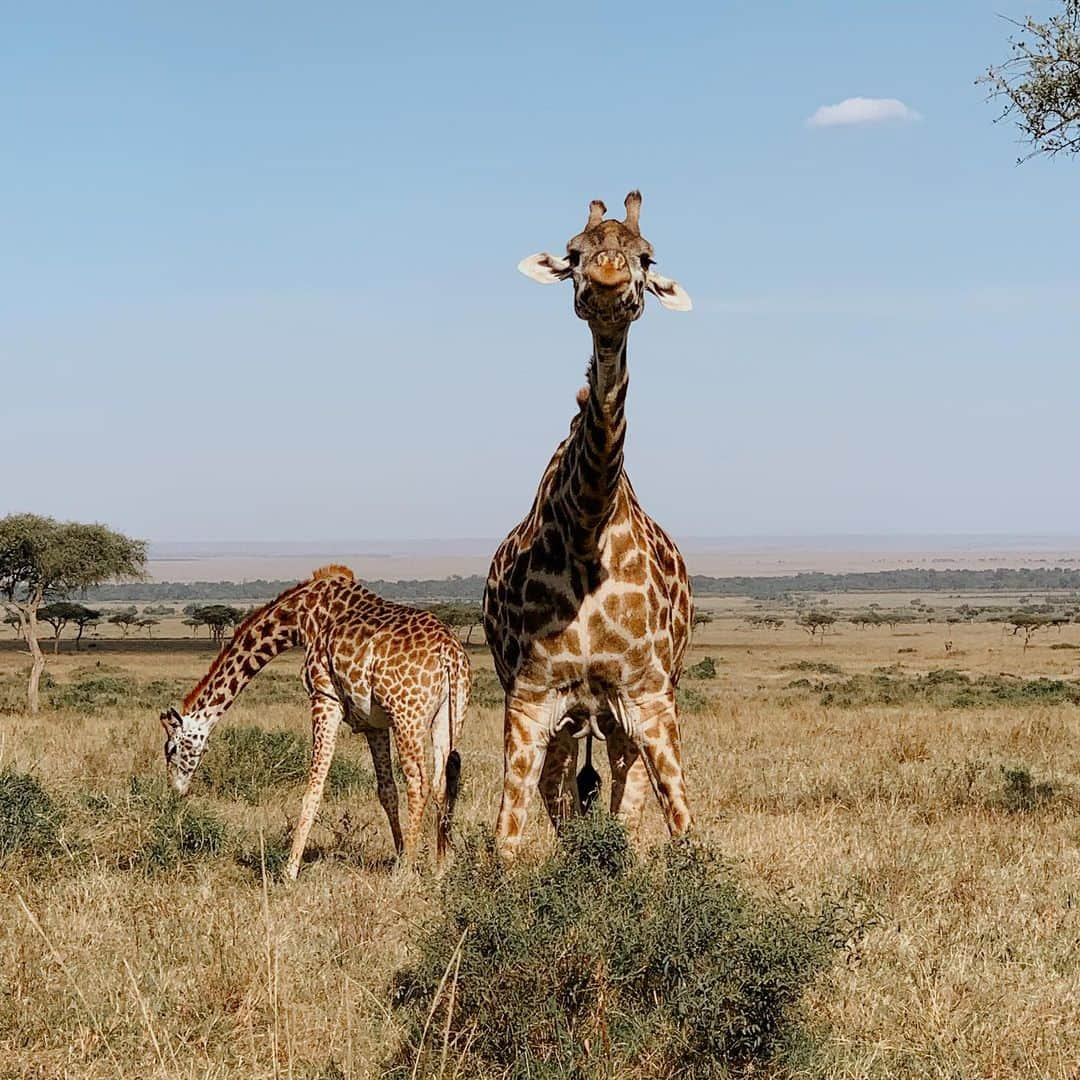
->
[567,249,581,268]
[640,254,654,269]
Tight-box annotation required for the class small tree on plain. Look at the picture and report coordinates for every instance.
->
[797,611,835,643]
[136,616,159,639]
[0,514,145,712]
[108,610,140,638]
[71,606,101,651]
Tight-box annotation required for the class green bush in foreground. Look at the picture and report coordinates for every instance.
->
[0,769,63,861]
[194,725,373,804]
[120,776,229,873]
[391,814,859,1079]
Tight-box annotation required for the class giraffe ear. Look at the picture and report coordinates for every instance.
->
[518,252,573,284]
[646,271,692,312]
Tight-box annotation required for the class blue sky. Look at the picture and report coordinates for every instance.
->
[2,1,1077,542]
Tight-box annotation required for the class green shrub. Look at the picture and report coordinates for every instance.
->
[782,660,843,675]
[686,655,718,679]
[677,685,711,714]
[46,665,189,713]
[195,725,372,804]
[127,776,229,873]
[994,765,1055,814]
[0,769,62,861]
[235,828,293,882]
[390,814,857,1079]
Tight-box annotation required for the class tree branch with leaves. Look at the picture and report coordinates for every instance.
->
[981,1,1080,159]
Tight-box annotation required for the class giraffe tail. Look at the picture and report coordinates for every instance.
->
[577,733,602,814]
[437,653,462,864]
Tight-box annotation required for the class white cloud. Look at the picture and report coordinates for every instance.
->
[805,96,921,129]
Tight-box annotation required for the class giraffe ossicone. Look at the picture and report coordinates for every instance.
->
[160,564,470,879]
[484,190,696,861]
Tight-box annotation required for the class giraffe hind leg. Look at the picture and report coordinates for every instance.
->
[364,728,403,856]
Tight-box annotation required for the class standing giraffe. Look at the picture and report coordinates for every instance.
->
[483,191,694,861]
[159,565,469,878]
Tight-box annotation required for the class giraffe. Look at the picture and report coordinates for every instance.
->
[483,190,695,861]
[159,565,470,879]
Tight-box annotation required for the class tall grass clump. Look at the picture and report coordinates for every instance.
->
[0,769,62,862]
[391,814,855,1079]
[120,776,229,873]
[194,725,372,804]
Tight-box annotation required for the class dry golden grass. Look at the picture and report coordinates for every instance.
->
[0,596,1077,1078]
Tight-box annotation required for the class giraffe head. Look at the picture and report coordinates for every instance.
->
[518,191,691,326]
[159,706,213,796]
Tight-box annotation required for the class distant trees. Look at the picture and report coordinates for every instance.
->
[982,1,1080,160]
[0,514,145,712]
[425,602,484,645]
[37,602,101,654]
[187,604,246,643]
[744,614,784,630]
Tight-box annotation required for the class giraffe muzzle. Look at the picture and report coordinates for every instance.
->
[584,251,631,288]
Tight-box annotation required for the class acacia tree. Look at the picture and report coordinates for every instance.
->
[71,605,101,651]
[797,611,836,643]
[108,610,140,638]
[0,515,145,712]
[982,1,1080,159]
[37,601,99,655]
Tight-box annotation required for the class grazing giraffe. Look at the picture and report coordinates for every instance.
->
[483,191,694,861]
[159,565,470,879]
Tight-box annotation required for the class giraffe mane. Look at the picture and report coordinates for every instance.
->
[180,578,312,712]
[312,564,355,581]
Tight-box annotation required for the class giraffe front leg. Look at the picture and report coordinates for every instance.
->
[392,721,430,863]
[286,693,344,880]
[631,694,692,838]
[495,694,554,863]
[538,728,580,830]
[364,729,403,856]
[605,725,650,838]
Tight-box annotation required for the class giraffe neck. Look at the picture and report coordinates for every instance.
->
[554,322,631,559]
[182,590,304,718]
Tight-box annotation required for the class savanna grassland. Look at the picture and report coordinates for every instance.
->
[0,592,1077,1079]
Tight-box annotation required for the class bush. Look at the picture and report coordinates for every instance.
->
[0,769,62,861]
[782,660,843,675]
[994,765,1055,814]
[235,828,293,882]
[47,665,189,713]
[390,814,857,1079]
[677,685,711,714]
[127,776,229,873]
[686,655,718,679]
[195,726,372,804]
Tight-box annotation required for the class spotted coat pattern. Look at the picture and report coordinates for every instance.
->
[161,565,470,879]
